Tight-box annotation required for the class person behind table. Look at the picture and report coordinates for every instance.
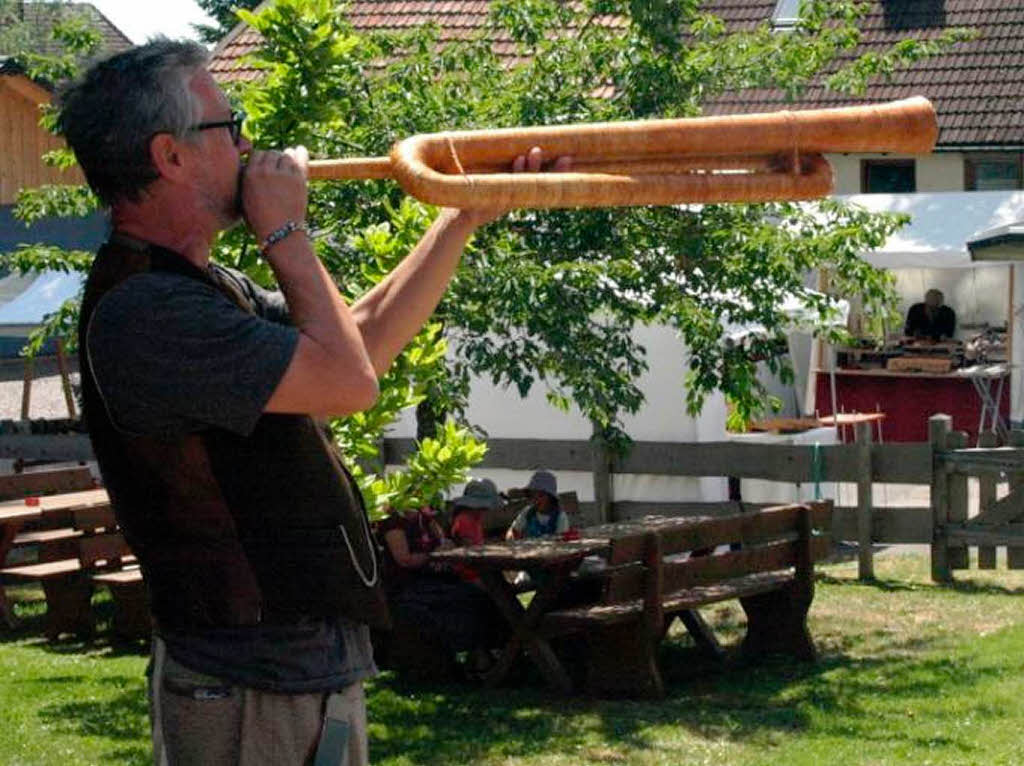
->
[60,39,563,765]
[450,478,501,548]
[904,288,956,341]
[377,503,503,676]
[507,470,569,540]
[449,478,501,584]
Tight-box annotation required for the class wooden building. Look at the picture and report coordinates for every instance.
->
[0,58,83,205]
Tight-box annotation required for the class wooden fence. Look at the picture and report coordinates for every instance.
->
[387,414,1024,583]
[4,413,1023,583]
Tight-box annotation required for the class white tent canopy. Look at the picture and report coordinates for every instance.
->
[0,271,84,336]
[835,190,1024,269]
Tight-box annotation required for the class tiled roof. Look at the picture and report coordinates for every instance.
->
[702,1,1024,148]
[209,1,1024,148]
[12,2,133,60]
[209,0,625,83]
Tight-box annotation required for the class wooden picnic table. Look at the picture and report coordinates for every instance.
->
[431,537,606,693]
[430,515,708,693]
[0,488,110,628]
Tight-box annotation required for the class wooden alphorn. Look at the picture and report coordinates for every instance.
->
[308,96,937,209]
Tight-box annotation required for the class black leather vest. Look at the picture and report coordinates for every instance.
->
[78,235,390,631]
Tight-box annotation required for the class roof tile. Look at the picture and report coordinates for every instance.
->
[209,0,1024,146]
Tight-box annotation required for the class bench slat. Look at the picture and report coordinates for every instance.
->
[543,570,796,633]
[605,535,830,603]
[0,466,94,500]
[73,505,117,532]
[92,568,143,585]
[609,502,831,564]
[78,533,132,569]
[2,558,82,579]
[13,528,83,546]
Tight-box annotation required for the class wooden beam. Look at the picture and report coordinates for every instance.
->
[855,420,874,580]
[947,524,1024,546]
[940,448,1024,474]
[947,431,970,570]
[831,506,932,544]
[930,415,952,583]
[591,423,613,523]
[384,437,933,483]
[966,482,1024,528]
[976,430,999,569]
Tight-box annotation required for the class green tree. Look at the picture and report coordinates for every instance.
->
[192,0,262,44]
[5,0,972,509]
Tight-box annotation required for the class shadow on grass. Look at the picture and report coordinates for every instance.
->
[3,583,1012,765]
[2,587,151,762]
[817,571,1024,596]
[37,681,150,766]
[1,586,149,658]
[367,622,1009,765]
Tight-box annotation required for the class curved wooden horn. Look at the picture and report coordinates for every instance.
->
[308,96,937,208]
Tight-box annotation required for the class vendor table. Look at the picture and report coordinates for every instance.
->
[0,488,110,628]
[815,366,1010,444]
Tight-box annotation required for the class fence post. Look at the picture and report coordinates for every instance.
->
[977,430,998,570]
[591,425,614,524]
[855,420,874,580]
[947,430,970,570]
[930,414,953,583]
[1008,429,1024,568]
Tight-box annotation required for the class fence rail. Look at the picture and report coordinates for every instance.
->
[3,414,1023,583]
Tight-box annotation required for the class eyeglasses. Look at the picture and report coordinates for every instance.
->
[190,109,246,145]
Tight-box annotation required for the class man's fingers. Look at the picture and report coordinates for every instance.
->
[512,154,526,173]
[552,155,573,172]
[284,146,310,175]
[526,146,543,172]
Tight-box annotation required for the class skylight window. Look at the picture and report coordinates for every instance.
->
[772,0,802,30]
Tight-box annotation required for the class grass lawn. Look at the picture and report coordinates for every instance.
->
[2,551,1023,765]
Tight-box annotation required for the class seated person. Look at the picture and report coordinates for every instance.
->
[507,470,569,540]
[449,478,502,584]
[904,288,956,341]
[450,478,501,548]
[377,504,503,677]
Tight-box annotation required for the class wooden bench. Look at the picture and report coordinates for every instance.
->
[1,505,137,639]
[3,466,96,564]
[91,568,149,641]
[540,501,833,697]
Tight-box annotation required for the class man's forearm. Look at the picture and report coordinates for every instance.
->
[266,234,375,380]
[352,209,478,376]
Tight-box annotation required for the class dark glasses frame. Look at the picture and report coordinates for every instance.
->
[190,109,246,145]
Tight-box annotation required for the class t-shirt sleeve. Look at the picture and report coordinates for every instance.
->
[216,265,291,325]
[86,272,299,437]
[555,510,570,535]
[509,509,528,535]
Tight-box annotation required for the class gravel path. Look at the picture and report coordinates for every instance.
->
[0,355,79,420]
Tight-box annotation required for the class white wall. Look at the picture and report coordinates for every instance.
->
[829,152,964,195]
[389,323,729,504]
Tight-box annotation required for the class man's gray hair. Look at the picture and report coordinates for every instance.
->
[57,39,210,206]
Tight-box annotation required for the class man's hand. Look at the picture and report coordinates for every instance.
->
[454,146,573,230]
[241,146,310,244]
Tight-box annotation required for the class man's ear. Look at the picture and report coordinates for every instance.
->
[149,133,188,182]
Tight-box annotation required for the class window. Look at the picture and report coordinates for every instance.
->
[965,154,1022,191]
[861,160,916,193]
[772,0,802,30]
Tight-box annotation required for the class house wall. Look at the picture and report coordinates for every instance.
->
[388,323,729,505]
[0,75,83,205]
[829,152,967,195]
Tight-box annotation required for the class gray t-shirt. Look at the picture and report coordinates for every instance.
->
[86,263,377,693]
